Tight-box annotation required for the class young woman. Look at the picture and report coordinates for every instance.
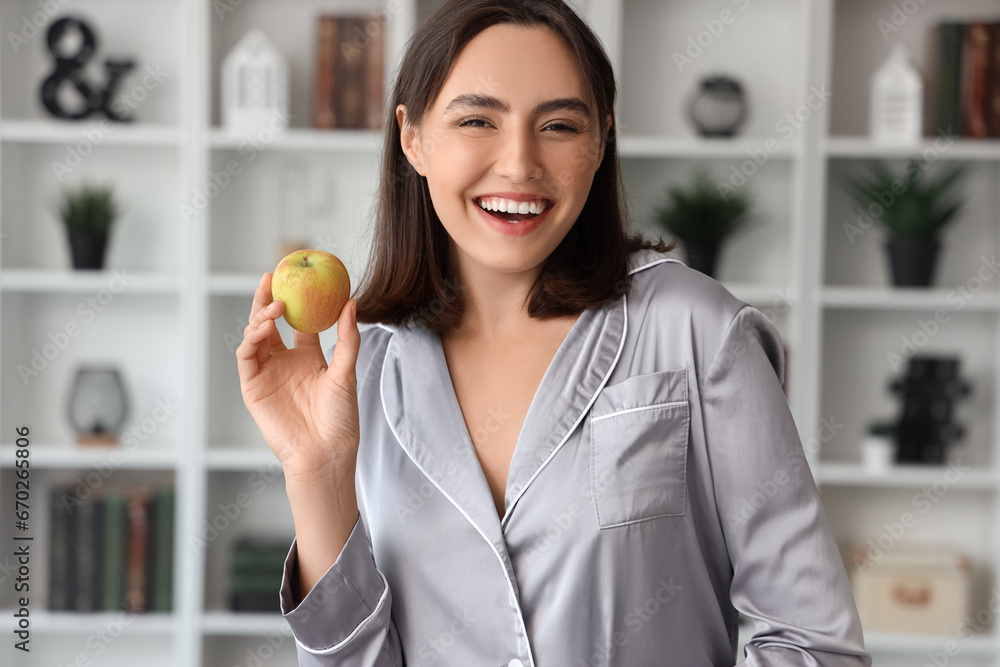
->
[237,1,872,665]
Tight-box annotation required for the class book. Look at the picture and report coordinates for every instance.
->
[315,16,338,129]
[339,17,367,129]
[365,14,386,131]
[73,494,103,612]
[48,486,73,611]
[961,22,991,138]
[150,485,175,612]
[986,22,1000,137]
[314,14,386,130]
[124,489,151,612]
[935,22,965,136]
[227,536,292,613]
[101,489,128,612]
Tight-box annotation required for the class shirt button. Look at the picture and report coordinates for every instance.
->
[508,660,524,667]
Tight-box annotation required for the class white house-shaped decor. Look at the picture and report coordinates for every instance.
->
[221,28,289,133]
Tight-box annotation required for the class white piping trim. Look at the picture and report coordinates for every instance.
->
[628,256,683,276]
[590,400,687,422]
[293,569,398,664]
[380,338,536,667]
[501,291,630,531]
[501,255,673,525]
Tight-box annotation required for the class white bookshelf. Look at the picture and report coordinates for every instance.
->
[0,0,998,665]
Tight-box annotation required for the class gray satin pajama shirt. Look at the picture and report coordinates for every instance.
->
[278,247,873,666]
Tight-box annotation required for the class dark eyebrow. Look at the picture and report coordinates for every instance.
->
[443,93,592,117]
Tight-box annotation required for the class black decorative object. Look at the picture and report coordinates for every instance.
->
[67,365,129,446]
[58,182,119,270]
[68,231,109,269]
[885,237,942,287]
[39,16,135,121]
[683,241,720,277]
[688,75,747,138]
[888,355,971,464]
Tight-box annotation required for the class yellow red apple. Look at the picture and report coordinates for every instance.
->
[270,249,350,333]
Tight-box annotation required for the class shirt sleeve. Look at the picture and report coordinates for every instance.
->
[701,305,872,666]
[279,512,405,666]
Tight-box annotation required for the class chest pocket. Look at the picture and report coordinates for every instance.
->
[589,368,690,529]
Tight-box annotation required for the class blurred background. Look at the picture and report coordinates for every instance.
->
[1,0,999,665]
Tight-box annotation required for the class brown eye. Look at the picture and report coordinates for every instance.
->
[457,118,491,128]
[544,122,579,133]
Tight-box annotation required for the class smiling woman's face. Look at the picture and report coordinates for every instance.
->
[397,22,610,275]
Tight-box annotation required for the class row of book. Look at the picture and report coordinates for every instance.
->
[228,537,291,612]
[49,484,174,613]
[314,14,386,130]
[934,21,1000,138]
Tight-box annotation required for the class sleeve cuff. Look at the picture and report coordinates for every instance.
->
[279,514,390,652]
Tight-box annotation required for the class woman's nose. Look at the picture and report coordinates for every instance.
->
[494,125,543,182]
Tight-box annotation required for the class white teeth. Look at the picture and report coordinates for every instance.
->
[477,197,549,214]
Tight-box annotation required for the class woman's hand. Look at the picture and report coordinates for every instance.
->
[236,272,362,485]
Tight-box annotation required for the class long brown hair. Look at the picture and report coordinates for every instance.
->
[353,0,676,334]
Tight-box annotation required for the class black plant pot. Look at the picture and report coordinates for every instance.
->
[68,231,109,270]
[684,241,720,278]
[885,236,940,287]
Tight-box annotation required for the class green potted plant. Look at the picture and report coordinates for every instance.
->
[841,160,969,287]
[653,169,753,278]
[58,182,120,270]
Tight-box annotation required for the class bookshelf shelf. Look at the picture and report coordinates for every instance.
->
[0,120,184,148]
[816,462,999,491]
[207,127,383,152]
[0,0,998,665]
[821,286,1000,312]
[0,445,179,470]
[200,611,288,635]
[209,272,275,296]
[204,448,281,472]
[0,610,178,634]
[0,269,181,294]
[862,630,998,655]
[824,136,1000,160]
[618,135,801,159]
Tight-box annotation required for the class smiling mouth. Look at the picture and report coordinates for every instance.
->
[475,197,552,223]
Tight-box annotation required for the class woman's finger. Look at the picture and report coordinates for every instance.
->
[237,316,273,384]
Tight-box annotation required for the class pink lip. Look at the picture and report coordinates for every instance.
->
[473,198,553,237]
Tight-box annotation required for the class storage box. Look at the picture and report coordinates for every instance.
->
[849,544,972,634]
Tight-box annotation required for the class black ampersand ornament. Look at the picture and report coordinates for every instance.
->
[39,16,135,121]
